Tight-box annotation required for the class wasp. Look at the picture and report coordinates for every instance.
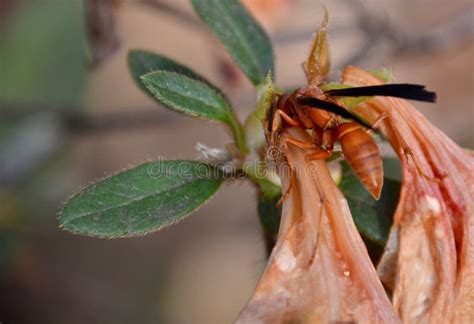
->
[266,11,436,201]
[267,83,436,200]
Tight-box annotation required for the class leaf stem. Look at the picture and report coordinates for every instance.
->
[229,116,248,155]
[243,161,281,199]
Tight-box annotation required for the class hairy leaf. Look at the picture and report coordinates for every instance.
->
[258,194,281,254]
[321,83,370,108]
[192,0,274,86]
[60,160,223,238]
[368,67,394,83]
[244,73,275,152]
[127,49,221,95]
[141,71,235,124]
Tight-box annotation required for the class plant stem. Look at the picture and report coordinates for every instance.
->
[229,117,248,155]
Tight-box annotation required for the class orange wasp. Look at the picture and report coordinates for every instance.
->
[266,12,436,200]
[267,83,436,200]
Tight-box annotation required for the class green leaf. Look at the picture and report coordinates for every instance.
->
[320,83,370,108]
[255,72,276,120]
[339,159,401,262]
[382,157,402,181]
[258,194,281,254]
[321,67,393,108]
[141,71,233,123]
[127,49,222,96]
[243,157,281,200]
[60,160,224,238]
[141,71,247,152]
[256,177,281,200]
[192,0,274,86]
[244,73,275,152]
[368,67,394,83]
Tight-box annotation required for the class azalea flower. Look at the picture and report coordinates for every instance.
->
[237,7,473,321]
[342,66,474,322]
[237,127,400,323]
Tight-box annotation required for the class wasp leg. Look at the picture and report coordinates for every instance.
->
[273,109,302,130]
[363,113,448,183]
[276,135,314,207]
[284,136,315,150]
[276,165,296,208]
[403,148,447,183]
[305,149,332,161]
[277,136,333,206]
[284,136,333,162]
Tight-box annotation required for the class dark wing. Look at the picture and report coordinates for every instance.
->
[325,84,437,103]
[266,102,276,132]
[297,97,373,129]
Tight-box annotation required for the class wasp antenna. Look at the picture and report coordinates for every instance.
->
[325,84,437,103]
[297,97,373,129]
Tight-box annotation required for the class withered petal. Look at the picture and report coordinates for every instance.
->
[341,66,474,322]
[236,128,400,323]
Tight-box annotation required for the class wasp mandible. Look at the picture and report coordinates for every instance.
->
[266,11,436,200]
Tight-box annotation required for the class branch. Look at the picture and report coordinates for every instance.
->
[138,0,201,28]
[340,0,474,67]
[0,104,176,135]
[389,6,474,54]
[64,109,176,134]
[0,106,177,187]
[86,0,122,67]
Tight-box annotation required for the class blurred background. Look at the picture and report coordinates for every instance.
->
[0,0,472,323]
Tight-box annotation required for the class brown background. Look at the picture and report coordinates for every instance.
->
[1,0,473,323]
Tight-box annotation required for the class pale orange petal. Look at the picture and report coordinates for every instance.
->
[236,127,400,323]
[342,66,474,322]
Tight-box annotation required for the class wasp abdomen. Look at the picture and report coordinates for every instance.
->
[337,123,383,200]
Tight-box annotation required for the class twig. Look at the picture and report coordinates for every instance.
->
[340,0,474,67]
[86,0,122,67]
[0,104,177,135]
[389,6,474,54]
[64,109,177,135]
[138,0,201,28]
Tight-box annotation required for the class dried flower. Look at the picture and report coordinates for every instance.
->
[342,66,474,322]
[236,127,400,323]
